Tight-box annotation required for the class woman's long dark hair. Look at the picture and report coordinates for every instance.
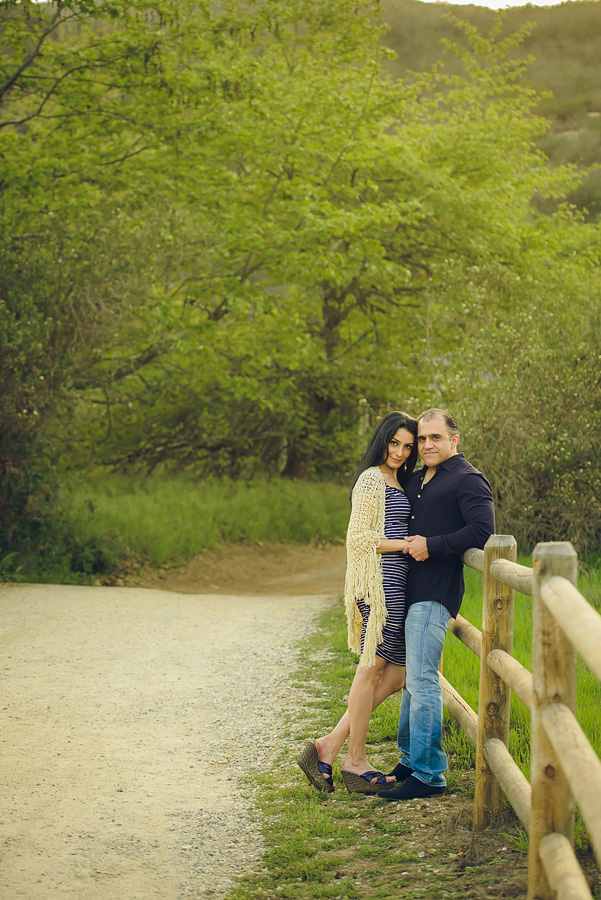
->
[350,410,418,494]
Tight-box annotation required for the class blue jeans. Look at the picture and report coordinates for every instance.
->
[397,601,451,787]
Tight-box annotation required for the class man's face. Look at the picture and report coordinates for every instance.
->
[417,415,459,467]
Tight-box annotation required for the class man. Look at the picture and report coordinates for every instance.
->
[378,408,495,801]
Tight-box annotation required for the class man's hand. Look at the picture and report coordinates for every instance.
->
[405,535,429,561]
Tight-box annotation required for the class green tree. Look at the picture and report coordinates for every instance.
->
[0,0,197,539]
[2,0,600,557]
[67,9,584,480]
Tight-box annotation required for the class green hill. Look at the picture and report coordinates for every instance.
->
[381,0,601,217]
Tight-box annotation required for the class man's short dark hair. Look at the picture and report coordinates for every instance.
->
[417,408,459,438]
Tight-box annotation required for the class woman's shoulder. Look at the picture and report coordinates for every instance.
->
[353,466,385,492]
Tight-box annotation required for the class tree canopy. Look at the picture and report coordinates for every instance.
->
[1,0,599,553]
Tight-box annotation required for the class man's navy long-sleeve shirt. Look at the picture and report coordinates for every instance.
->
[404,453,495,618]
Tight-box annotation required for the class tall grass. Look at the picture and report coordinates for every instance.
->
[0,474,349,583]
[59,473,349,566]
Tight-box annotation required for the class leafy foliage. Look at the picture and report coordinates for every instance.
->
[1,0,600,559]
[59,5,586,482]
[0,0,173,539]
[382,0,601,220]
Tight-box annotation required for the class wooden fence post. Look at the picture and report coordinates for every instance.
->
[473,534,517,830]
[528,542,578,900]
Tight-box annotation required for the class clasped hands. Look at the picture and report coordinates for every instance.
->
[401,535,429,562]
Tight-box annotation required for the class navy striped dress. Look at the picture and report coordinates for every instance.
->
[356,485,410,666]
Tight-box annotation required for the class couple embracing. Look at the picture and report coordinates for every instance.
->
[298,408,495,801]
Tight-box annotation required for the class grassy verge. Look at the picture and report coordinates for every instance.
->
[229,602,530,900]
[60,474,349,563]
[0,474,349,583]
[227,557,601,900]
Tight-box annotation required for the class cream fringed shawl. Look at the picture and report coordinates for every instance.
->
[344,466,387,668]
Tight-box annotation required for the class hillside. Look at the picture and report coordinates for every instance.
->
[381,0,601,217]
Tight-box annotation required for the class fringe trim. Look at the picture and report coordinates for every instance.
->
[344,545,387,669]
[343,466,388,669]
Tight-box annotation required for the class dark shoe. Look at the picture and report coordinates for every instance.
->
[387,761,414,782]
[377,775,446,801]
[342,769,395,795]
[297,741,334,793]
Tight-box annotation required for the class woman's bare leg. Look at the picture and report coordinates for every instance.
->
[342,657,395,778]
[315,659,405,782]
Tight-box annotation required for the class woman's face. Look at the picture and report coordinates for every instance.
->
[384,427,415,471]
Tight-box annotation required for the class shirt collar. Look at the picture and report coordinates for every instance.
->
[411,452,466,482]
[437,452,465,471]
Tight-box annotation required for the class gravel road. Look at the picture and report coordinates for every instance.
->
[0,581,337,899]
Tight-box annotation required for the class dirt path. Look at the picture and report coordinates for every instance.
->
[0,545,346,900]
[116,542,347,596]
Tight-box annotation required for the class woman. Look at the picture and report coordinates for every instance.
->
[297,411,418,794]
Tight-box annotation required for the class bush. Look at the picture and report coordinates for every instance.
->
[453,316,601,554]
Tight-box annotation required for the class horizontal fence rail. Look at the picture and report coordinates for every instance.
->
[447,615,482,657]
[440,536,601,900]
[489,558,533,595]
[486,649,534,710]
[540,576,601,683]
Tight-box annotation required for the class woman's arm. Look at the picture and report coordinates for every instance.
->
[377,537,410,554]
[346,478,408,556]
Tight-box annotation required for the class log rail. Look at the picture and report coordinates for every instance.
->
[444,537,601,900]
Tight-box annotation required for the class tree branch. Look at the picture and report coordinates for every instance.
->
[0,4,70,106]
[0,55,133,130]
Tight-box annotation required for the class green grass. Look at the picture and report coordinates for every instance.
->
[0,474,349,582]
[442,556,601,778]
[60,473,348,565]
[227,554,601,899]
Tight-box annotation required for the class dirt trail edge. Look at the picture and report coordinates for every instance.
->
[0,577,339,900]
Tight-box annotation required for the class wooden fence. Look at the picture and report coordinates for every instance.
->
[441,535,601,900]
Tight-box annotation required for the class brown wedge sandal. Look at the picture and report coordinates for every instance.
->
[297,741,335,793]
[342,769,394,795]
